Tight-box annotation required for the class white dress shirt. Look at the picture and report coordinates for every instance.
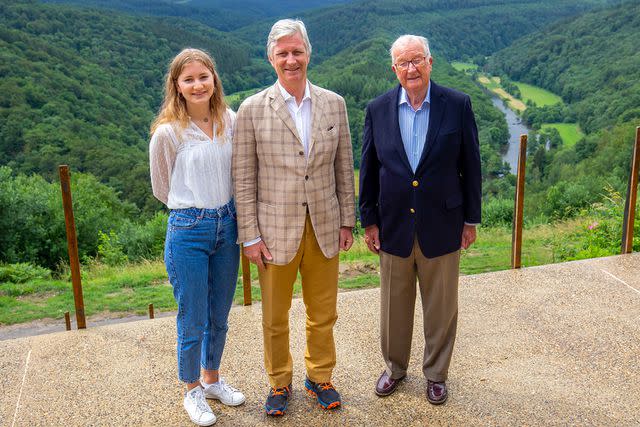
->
[278,80,312,158]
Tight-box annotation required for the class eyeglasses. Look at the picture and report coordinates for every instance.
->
[395,56,427,71]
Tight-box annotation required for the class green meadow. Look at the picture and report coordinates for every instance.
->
[541,123,584,147]
[451,61,479,72]
[514,82,563,106]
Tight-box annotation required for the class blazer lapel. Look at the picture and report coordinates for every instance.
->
[417,81,445,169]
[309,83,326,156]
[389,85,413,173]
[268,84,302,145]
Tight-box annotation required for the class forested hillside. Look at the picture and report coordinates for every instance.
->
[0,0,273,213]
[0,0,631,271]
[233,0,617,61]
[487,0,639,133]
[486,1,640,219]
[40,0,355,31]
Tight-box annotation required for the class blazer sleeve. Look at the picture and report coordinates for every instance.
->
[359,104,380,228]
[461,95,482,224]
[232,101,260,243]
[334,96,356,228]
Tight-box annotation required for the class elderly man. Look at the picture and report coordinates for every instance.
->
[232,19,355,416]
[359,35,481,404]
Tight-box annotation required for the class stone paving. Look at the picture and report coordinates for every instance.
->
[1,253,639,426]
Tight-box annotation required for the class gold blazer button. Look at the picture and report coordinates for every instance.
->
[412,180,419,187]
[410,208,415,214]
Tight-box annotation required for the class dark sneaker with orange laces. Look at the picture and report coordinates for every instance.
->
[304,377,341,409]
[265,384,291,416]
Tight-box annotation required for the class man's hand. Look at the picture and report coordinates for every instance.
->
[339,227,354,251]
[461,224,477,250]
[243,239,273,270]
[364,224,381,254]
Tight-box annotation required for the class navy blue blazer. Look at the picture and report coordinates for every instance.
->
[359,81,481,258]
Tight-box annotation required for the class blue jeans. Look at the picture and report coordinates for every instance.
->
[164,200,239,383]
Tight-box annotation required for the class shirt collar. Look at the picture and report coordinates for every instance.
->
[398,83,431,111]
[277,80,311,104]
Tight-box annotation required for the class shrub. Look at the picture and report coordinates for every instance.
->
[118,212,167,261]
[0,166,136,269]
[0,262,51,284]
[482,198,513,227]
[97,230,128,266]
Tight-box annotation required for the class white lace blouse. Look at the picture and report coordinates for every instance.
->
[149,109,235,209]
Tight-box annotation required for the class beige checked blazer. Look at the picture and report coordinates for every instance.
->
[232,82,356,265]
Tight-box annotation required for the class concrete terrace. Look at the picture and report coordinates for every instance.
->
[1,253,639,426]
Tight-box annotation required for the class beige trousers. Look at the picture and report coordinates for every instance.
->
[380,238,460,382]
[258,214,339,387]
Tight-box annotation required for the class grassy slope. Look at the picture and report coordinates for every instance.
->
[515,82,562,106]
[451,61,478,72]
[0,217,608,325]
[541,123,584,147]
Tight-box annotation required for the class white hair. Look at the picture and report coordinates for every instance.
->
[390,35,431,64]
[266,19,312,58]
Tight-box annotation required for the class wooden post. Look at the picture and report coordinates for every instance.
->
[59,166,86,329]
[241,250,252,305]
[148,303,155,319]
[621,127,640,254]
[64,312,71,331]
[511,134,527,269]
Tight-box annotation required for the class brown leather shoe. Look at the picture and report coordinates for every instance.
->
[375,371,405,396]
[427,380,448,405]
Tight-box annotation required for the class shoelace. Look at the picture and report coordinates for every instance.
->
[191,389,213,413]
[218,378,239,394]
[271,386,290,396]
[316,382,335,391]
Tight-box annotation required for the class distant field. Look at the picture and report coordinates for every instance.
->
[452,61,478,72]
[515,82,562,106]
[478,75,501,90]
[541,123,583,147]
[225,87,263,107]
[478,76,526,112]
[493,88,526,111]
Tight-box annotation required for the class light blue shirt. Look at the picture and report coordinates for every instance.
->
[398,85,431,172]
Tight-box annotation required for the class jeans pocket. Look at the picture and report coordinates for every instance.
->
[169,211,201,229]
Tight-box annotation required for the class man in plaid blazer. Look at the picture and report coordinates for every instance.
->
[232,19,355,416]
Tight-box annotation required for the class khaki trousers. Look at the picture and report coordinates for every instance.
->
[258,214,339,387]
[380,238,460,382]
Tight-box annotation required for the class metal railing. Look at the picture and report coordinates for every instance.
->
[58,126,639,323]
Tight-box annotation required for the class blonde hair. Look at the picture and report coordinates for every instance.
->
[151,48,227,136]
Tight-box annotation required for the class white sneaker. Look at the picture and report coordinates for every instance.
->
[202,377,246,406]
[184,386,217,426]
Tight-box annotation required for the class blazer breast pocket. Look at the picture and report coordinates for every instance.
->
[318,124,339,153]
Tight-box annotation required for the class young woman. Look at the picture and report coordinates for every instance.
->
[149,48,245,426]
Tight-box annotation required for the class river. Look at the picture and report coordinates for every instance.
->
[490,96,531,174]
